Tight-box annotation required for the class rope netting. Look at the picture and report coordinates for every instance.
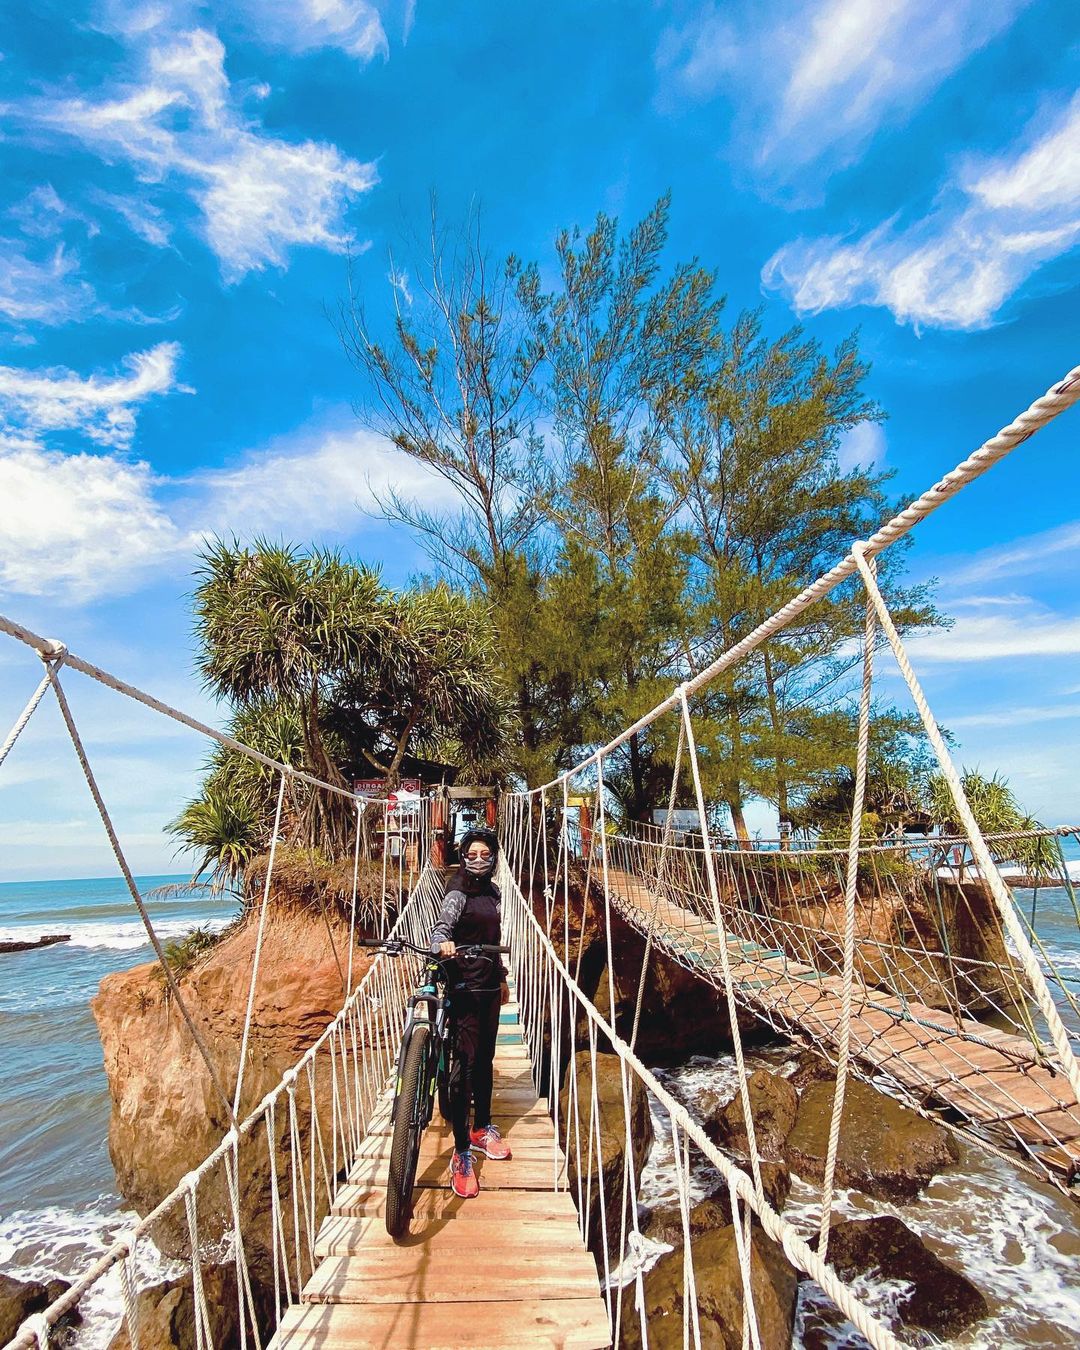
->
[0,638,437,1350]
[0,362,1076,1349]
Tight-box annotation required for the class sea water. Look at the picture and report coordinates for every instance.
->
[0,875,237,1345]
[2,871,1078,1347]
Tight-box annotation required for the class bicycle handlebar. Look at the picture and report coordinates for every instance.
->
[358,936,510,956]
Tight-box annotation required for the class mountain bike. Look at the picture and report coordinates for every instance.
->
[359,935,509,1237]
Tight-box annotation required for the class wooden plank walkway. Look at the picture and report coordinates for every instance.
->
[271,996,611,1349]
[606,868,1080,1182]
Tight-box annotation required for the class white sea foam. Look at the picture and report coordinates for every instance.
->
[0,916,231,952]
[0,1200,183,1350]
[632,1050,1080,1348]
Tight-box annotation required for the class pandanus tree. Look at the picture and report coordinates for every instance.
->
[177,542,516,880]
[192,541,387,857]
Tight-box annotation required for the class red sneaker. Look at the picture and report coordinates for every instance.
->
[470,1124,512,1160]
[450,1149,479,1198]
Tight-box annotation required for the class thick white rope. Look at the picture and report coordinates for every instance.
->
[0,614,361,800]
[45,661,236,1121]
[0,664,58,770]
[678,687,766,1203]
[851,546,1080,1109]
[498,863,905,1350]
[526,364,1080,792]
[233,774,287,1117]
[817,552,876,1259]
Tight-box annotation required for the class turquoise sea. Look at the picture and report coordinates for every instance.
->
[0,875,237,1343]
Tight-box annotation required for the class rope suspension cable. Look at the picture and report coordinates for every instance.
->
[44,657,237,1123]
[851,544,1080,1108]
[527,363,1080,794]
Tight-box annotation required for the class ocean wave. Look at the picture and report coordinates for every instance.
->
[0,1199,183,1350]
[0,916,232,952]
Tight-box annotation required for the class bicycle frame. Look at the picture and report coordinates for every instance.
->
[394,960,453,1134]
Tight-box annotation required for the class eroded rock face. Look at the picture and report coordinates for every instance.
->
[825,1216,988,1339]
[109,1265,243,1350]
[620,1226,798,1350]
[541,875,763,1065]
[91,907,370,1294]
[785,1078,959,1200]
[559,1049,653,1262]
[708,1070,798,1158]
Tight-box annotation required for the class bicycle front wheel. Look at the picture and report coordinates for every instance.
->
[386,1023,430,1238]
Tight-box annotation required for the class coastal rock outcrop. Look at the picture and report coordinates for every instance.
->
[91,902,371,1296]
[824,1216,988,1338]
[559,1048,653,1261]
[642,1163,791,1247]
[621,1226,798,1349]
[0,1275,77,1344]
[109,1264,242,1350]
[707,1069,798,1158]
[784,1077,959,1199]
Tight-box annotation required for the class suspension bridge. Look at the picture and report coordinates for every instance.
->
[1,365,1079,1350]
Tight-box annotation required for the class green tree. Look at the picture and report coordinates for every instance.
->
[664,310,941,833]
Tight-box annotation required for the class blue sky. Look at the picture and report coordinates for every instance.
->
[0,0,1078,879]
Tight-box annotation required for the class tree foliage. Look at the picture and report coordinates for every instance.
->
[343,195,945,830]
[173,542,516,882]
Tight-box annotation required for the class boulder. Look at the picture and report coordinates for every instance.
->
[786,1050,835,1092]
[620,1225,798,1349]
[109,1265,241,1350]
[559,1049,653,1262]
[825,1216,988,1338]
[708,1071,798,1157]
[643,1163,790,1247]
[785,1078,959,1200]
[0,1275,77,1344]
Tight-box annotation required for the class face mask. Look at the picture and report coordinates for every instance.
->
[465,853,494,876]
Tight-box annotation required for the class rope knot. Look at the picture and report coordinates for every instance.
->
[179,1169,201,1196]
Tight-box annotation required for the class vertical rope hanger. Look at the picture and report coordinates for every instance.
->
[818,553,876,1260]
[44,656,237,1123]
[851,543,1080,1109]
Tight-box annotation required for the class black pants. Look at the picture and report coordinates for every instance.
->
[449,988,500,1153]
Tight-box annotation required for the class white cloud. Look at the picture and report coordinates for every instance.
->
[764,92,1080,328]
[904,609,1080,663]
[943,519,1080,588]
[0,240,95,325]
[28,27,377,280]
[235,0,388,61]
[657,0,1029,176]
[187,425,454,536]
[946,704,1080,728]
[837,420,886,473]
[0,436,192,602]
[0,420,451,604]
[0,343,184,450]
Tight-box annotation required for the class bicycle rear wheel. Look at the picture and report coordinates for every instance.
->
[386,1023,430,1238]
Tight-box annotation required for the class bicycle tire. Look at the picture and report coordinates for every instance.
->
[386,1023,430,1238]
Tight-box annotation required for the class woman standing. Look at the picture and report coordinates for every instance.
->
[430,826,512,1199]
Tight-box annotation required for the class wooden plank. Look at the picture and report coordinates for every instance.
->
[332,1183,582,1224]
[272,1297,611,1349]
[314,1214,584,1257]
[348,1148,562,1192]
[353,1131,561,1167]
[302,1250,600,1304]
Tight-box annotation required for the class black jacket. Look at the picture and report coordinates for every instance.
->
[430,873,505,992]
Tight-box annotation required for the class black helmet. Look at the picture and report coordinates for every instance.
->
[459,826,499,859]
